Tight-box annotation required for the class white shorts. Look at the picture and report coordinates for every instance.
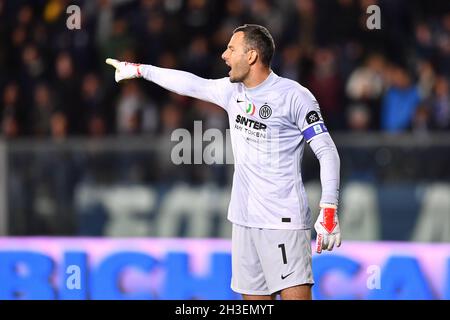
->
[231,223,314,295]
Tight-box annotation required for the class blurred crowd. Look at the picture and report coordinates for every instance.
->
[1,0,450,139]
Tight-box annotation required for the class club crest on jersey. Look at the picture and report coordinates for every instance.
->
[259,104,272,119]
[245,102,256,116]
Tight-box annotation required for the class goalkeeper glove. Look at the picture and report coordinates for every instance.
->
[314,203,341,253]
[105,58,142,83]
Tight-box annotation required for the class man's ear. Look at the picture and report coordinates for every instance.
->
[248,50,258,65]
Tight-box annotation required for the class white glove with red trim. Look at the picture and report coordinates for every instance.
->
[314,204,341,253]
[105,58,142,83]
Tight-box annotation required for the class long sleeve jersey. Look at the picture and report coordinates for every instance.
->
[141,65,340,229]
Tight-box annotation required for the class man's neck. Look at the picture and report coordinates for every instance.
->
[243,67,271,89]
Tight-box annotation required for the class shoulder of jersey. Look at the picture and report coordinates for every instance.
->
[277,76,315,100]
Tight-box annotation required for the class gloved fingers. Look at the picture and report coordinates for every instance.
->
[105,58,120,69]
[115,73,122,83]
[336,233,341,247]
[327,235,335,251]
[321,234,329,250]
[316,233,323,253]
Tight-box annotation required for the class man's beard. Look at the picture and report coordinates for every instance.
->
[229,68,247,83]
[229,75,242,83]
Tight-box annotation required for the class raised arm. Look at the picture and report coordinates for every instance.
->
[105,58,232,110]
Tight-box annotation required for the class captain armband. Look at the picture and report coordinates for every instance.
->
[301,111,328,143]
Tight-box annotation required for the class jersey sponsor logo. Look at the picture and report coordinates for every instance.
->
[259,104,272,119]
[245,103,256,115]
[235,115,267,130]
[281,271,295,280]
[306,111,322,124]
[236,98,244,103]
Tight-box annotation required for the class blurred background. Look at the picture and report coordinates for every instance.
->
[0,0,449,300]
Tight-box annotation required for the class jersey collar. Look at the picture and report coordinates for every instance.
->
[244,70,278,93]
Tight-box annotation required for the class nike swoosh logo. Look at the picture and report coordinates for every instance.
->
[236,98,244,103]
[281,271,295,280]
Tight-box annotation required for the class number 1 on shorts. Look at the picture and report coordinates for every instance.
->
[278,243,287,264]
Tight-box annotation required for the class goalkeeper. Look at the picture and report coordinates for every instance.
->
[106,24,341,300]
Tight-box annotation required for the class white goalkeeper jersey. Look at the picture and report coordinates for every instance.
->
[141,66,340,229]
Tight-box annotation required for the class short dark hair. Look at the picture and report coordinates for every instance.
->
[233,24,275,67]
